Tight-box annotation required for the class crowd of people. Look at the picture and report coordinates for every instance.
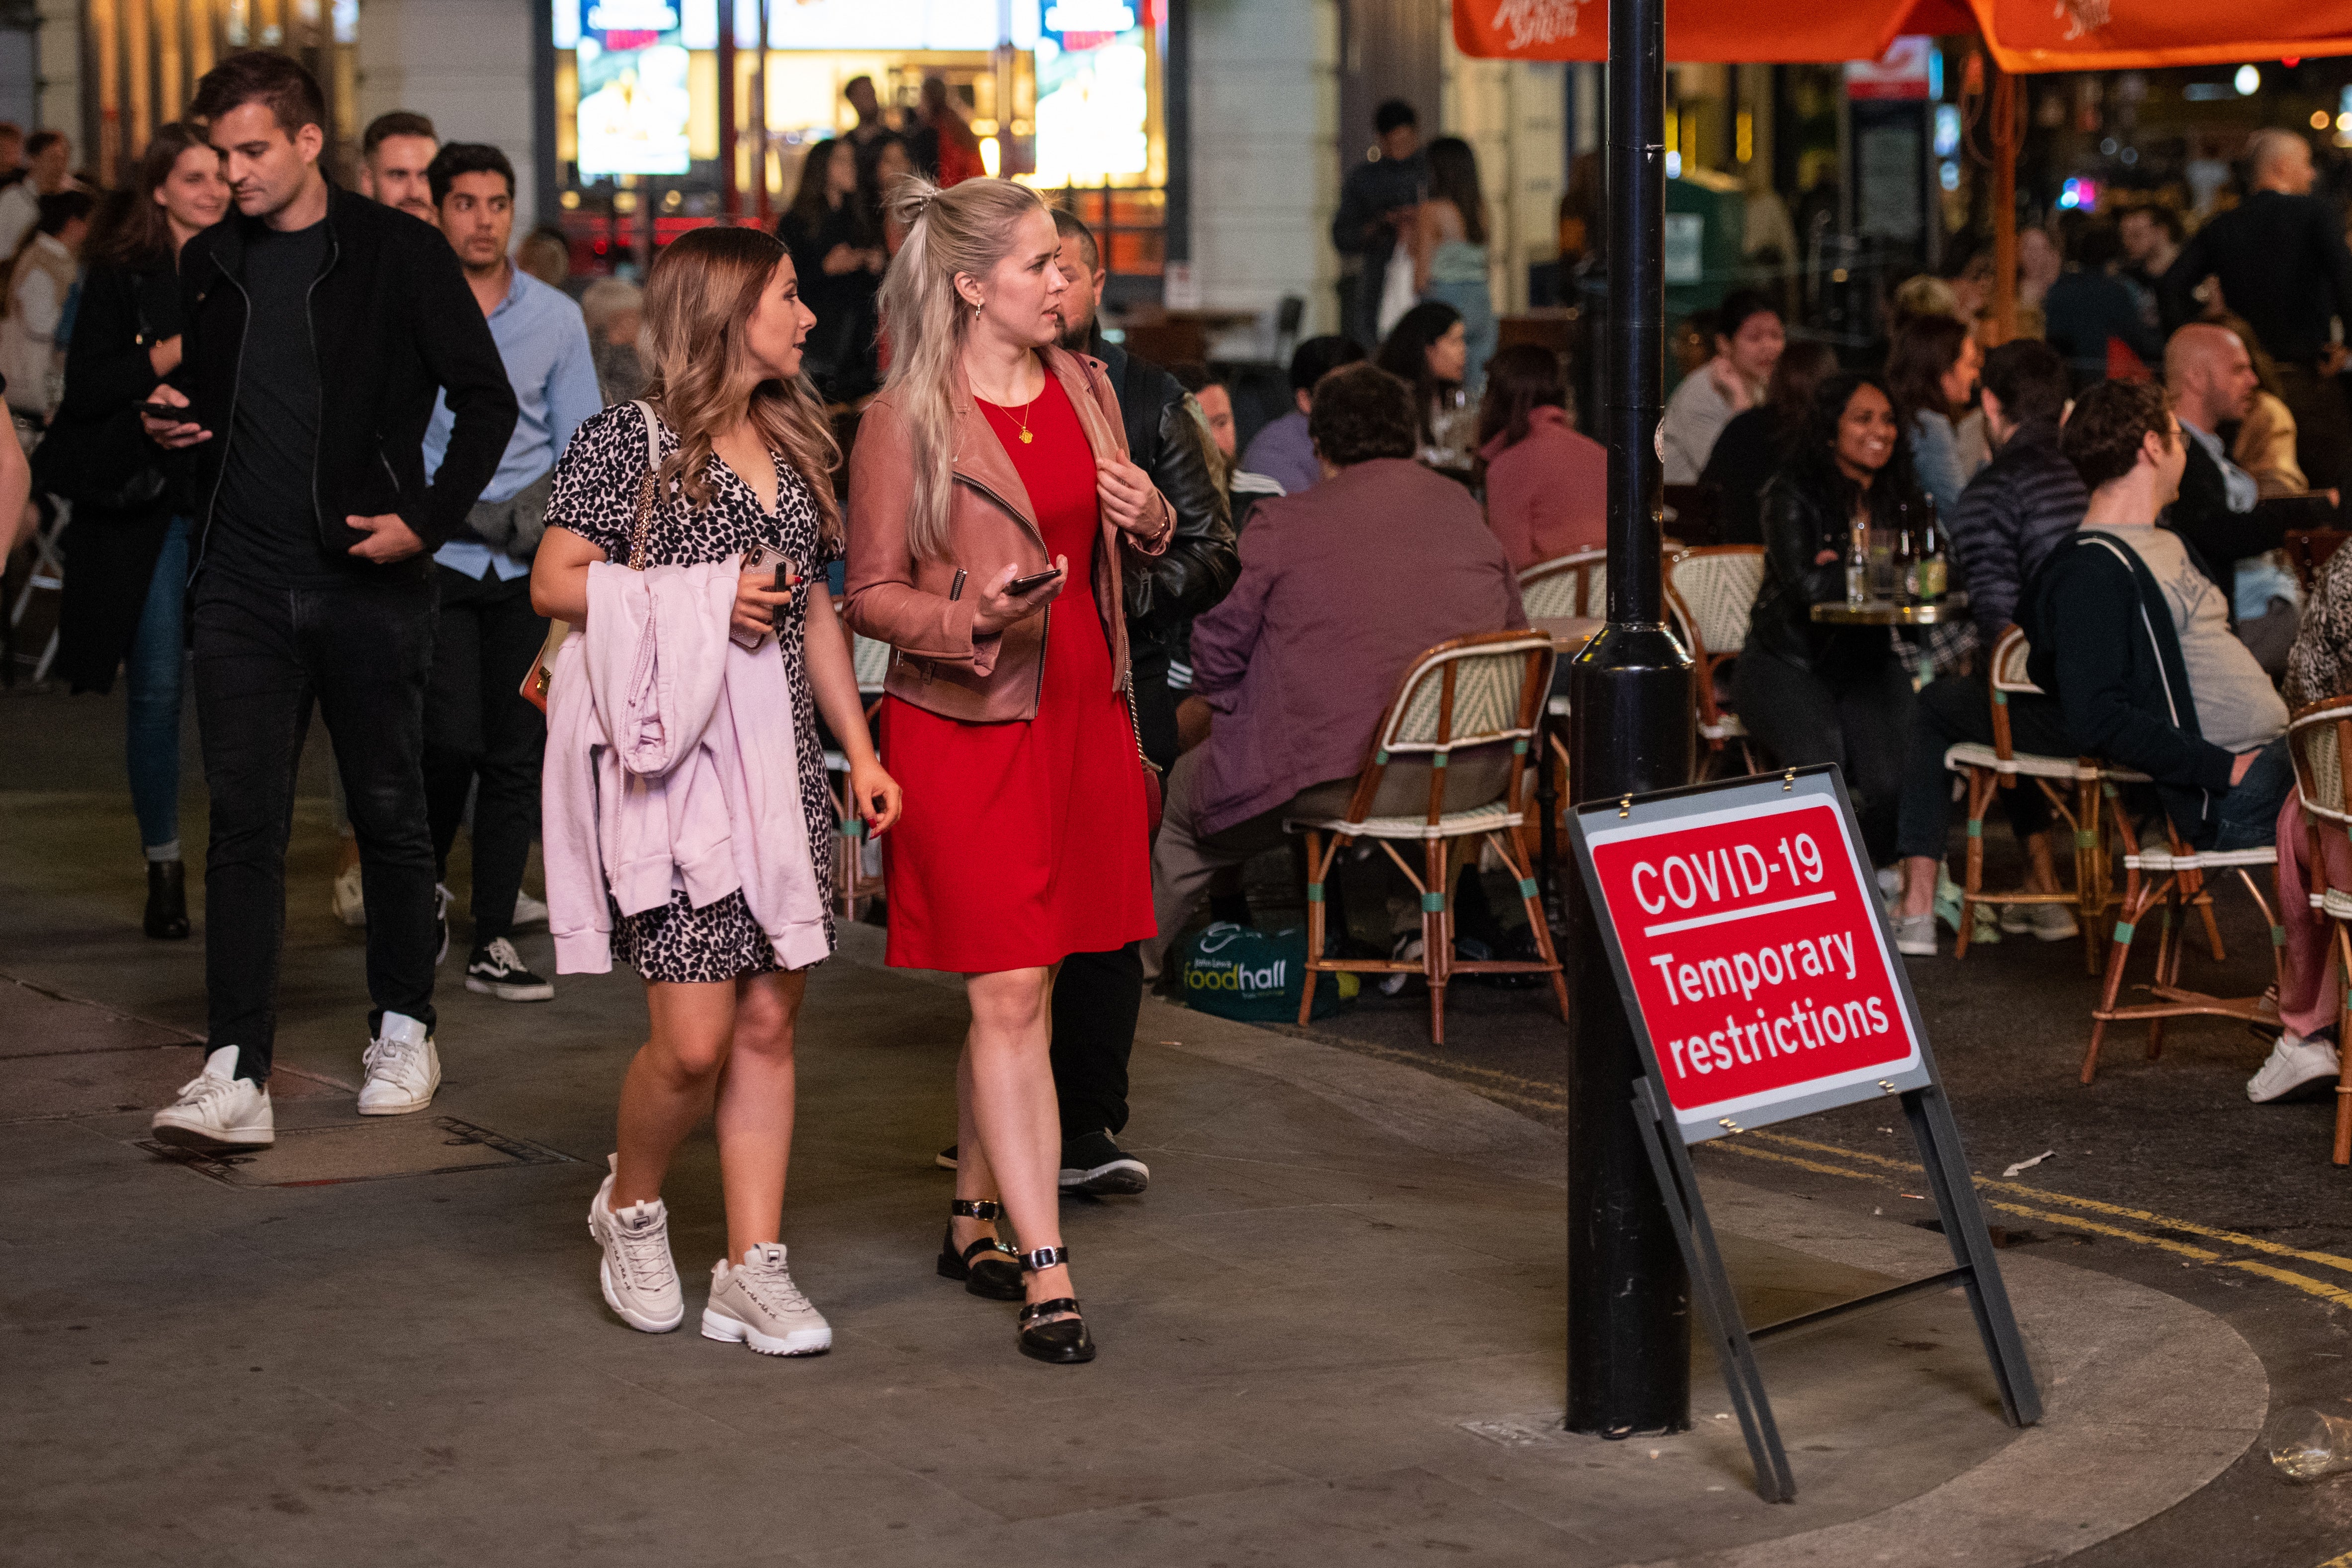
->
[31,56,2352,1376]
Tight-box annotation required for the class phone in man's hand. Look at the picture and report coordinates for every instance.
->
[139,399,198,423]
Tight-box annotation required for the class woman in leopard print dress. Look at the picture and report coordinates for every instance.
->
[534,228,900,1352]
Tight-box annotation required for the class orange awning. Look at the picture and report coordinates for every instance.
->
[1448,0,1921,64]
[1962,0,2352,75]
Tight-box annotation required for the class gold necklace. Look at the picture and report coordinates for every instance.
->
[1007,395,1034,444]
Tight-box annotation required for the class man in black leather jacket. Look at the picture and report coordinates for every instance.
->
[1039,208,1237,1194]
[142,52,516,1152]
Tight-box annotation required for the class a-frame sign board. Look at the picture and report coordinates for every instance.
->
[1565,764,2041,1503]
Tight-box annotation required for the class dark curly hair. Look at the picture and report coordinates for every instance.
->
[1308,362,1418,468]
[1780,370,1921,527]
[2062,380,2173,492]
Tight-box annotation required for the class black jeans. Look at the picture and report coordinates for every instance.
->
[193,566,439,1079]
[1895,676,2065,862]
[1051,944,1139,1141]
[424,565,547,945]
[1734,647,1915,865]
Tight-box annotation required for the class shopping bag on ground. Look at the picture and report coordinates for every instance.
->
[1176,922,1357,1023]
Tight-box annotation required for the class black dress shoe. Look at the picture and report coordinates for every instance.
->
[1015,1244,1094,1364]
[936,1198,1023,1300]
[144,860,189,940]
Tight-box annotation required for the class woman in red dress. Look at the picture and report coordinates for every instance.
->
[844,176,1172,1364]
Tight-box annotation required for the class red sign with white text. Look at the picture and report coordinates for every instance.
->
[1583,795,1921,1133]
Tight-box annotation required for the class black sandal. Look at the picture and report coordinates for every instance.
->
[1015,1245,1095,1364]
[937,1198,1024,1301]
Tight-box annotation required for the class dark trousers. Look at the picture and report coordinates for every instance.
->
[1895,677,2066,862]
[423,565,547,944]
[1051,944,1139,1140]
[193,567,439,1079]
[1734,648,1915,865]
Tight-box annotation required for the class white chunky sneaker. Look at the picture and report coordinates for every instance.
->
[702,1243,832,1356]
[151,1045,275,1149]
[357,1011,440,1115]
[589,1155,684,1333]
[331,863,367,927]
[2248,1033,2343,1104]
[511,889,549,930]
[1892,913,1937,957]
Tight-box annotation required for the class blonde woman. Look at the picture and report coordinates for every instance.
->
[844,177,1172,1365]
[533,227,900,1354]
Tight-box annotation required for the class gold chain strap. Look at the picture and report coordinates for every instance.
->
[626,399,661,571]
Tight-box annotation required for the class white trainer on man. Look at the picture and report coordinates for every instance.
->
[2247,1032,2342,1104]
[150,1045,275,1149]
[357,1011,441,1115]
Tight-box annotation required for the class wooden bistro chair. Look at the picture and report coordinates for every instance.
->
[2284,698,2352,1165]
[1663,545,1765,778]
[1291,629,1568,1045]
[1517,547,1605,802]
[2080,763,2282,1087]
[1939,626,2108,971]
[823,625,895,919]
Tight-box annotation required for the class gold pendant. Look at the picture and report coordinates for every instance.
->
[1020,429,1033,443]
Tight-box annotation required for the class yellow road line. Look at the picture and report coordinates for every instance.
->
[2314,1550,2352,1568]
[1748,1129,2352,1279]
[1711,1139,2352,1313]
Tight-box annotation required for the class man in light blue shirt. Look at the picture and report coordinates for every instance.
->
[419,142,599,1005]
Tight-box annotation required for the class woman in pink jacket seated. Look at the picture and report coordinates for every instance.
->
[1475,343,1607,571]
[533,227,900,1357]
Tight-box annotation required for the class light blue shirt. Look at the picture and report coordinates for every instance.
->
[426,266,601,582]
[2181,417,2304,619]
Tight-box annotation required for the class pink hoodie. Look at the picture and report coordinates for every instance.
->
[542,556,830,975]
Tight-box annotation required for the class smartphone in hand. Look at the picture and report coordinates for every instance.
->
[1004,565,1063,597]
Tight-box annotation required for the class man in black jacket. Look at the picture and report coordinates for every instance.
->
[2021,381,2290,855]
[1890,342,2085,956]
[999,208,1235,1194]
[143,52,518,1152]
[2161,129,2352,491]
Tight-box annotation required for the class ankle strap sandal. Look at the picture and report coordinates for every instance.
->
[950,1198,1004,1220]
[1019,1245,1069,1273]
[1017,1295,1095,1364]
[937,1199,1022,1301]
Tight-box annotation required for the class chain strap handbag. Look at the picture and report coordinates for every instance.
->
[523,401,663,713]
[1125,675,1164,839]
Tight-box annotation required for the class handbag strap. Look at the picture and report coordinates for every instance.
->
[626,399,661,571]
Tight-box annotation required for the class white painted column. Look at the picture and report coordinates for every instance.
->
[1187,0,1340,342]
[356,0,539,235]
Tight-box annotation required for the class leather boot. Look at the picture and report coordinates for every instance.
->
[145,859,189,940]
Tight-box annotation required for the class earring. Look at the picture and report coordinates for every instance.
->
[972,299,983,321]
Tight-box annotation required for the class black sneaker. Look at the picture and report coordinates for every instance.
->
[464,937,554,1002]
[936,1143,958,1171]
[1058,1130,1149,1196]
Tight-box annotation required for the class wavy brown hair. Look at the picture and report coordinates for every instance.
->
[87,122,215,270]
[640,225,840,547]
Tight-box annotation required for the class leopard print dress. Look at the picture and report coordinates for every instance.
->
[545,400,837,982]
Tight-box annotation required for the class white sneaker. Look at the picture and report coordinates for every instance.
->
[2000,903,2081,942]
[1893,913,1937,957]
[702,1243,832,1356]
[511,889,549,929]
[357,1011,440,1115]
[589,1155,684,1333]
[2248,1034,2343,1104]
[331,863,366,927]
[151,1045,275,1149]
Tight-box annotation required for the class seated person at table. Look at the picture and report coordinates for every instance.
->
[1702,340,1839,547]
[1661,289,1784,485]
[1375,300,1469,458]
[1733,372,1924,865]
[1143,363,1524,979]
[1886,312,1984,523]
[1241,336,1366,497]
[2164,322,2338,674]
[2257,554,2352,1102]
[2019,380,2292,859]
[1888,341,2089,956]
[1475,342,1605,569]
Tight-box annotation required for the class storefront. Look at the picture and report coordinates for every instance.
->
[549,0,1175,285]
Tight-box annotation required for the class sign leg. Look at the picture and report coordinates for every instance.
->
[1903,1088,2043,1426]
[1632,1082,1797,1503]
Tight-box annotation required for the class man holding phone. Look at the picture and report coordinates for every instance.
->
[418,142,598,1006]
[143,52,516,1152]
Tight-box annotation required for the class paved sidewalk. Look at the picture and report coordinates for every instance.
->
[0,715,2268,1567]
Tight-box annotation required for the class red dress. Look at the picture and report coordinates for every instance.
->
[879,375,1156,972]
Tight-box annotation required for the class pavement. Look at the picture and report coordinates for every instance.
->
[0,679,2318,1567]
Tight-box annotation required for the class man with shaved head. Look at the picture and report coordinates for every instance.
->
[2163,129,2352,489]
[2162,322,2338,669]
